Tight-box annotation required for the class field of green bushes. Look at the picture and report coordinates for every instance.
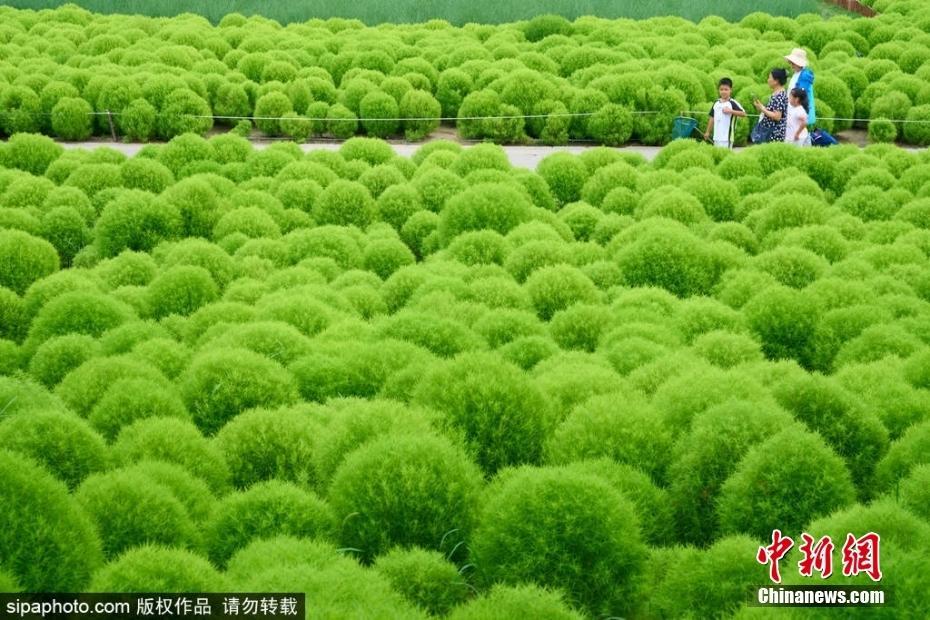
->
[3,3,930,146]
[0,0,842,24]
[1,129,930,616]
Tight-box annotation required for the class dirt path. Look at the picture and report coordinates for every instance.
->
[57,135,924,169]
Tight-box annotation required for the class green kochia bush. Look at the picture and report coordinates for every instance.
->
[611,219,731,297]
[716,425,857,540]
[203,480,336,567]
[666,400,795,544]
[310,399,438,489]
[525,264,600,320]
[413,352,550,473]
[90,545,227,592]
[373,547,469,616]
[75,468,198,559]
[146,266,218,318]
[439,183,532,244]
[180,347,298,436]
[51,97,93,141]
[0,450,102,591]
[744,285,819,366]
[448,584,583,620]
[0,230,59,295]
[111,417,231,494]
[313,180,375,228]
[0,409,108,490]
[88,378,189,441]
[472,465,646,617]
[546,393,672,483]
[214,405,318,489]
[329,433,482,562]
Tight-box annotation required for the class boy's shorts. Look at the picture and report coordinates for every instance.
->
[713,140,732,148]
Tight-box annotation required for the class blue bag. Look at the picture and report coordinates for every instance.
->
[810,128,838,147]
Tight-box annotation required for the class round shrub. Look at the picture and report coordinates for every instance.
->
[233,559,421,617]
[111,417,231,493]
[51,97,92,141]
[400,90,441,141]
[146,265,218,318]
[869,117,898,143]
[374,310,484,359]
[326,103,358,139]
[0,287,26,343]
[116,460,216,526]
[449,584,583,620]
[329,433,482,562]
[744,285,819,365]
[376,184,423,230]
[88,378,189,441]
[525,264,600,320]
[413,352,549,473]
[215,405,318,489]
[898,464,930,521]
[545,393,672,482]
[158,89,213,139]
[95,190,181,258]
[471,465,646,617]
[872,419,930,494]
[312,180,375,228]
[588,103,635,146]
[0,409,107,490]
[611,220,729,297]
[204,480,336,567]
[120,99,157,142]
[362,239,416,279]
[717,425,856,540]
[904,104,930,146]
[691,330,764,368]
[75,468,197,558]
[90,545,226,592]
[224,536,354,582]
[0,450,102,591]
[29,334,100,388]
[254,92,293,136]
[0,230,59,295]
[646,535,760,619]
[39,206,90,266]
[360,91,399,138]
[305,397,431,474]
[565,458,674,546]
[180,347,298,436]
[372,547,469,616]
[537,153,588,206]
[447,230,510,266]
[438,183,532,244]
[27,291,135,350]
[120,158,174,194]
[1,135,62,179]
[0,87,42,135]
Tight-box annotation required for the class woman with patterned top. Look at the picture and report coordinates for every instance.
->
[752,68,789,143]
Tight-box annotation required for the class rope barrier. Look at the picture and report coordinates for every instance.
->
[2,108,930,124]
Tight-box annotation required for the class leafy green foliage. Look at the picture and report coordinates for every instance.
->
[0,450,102,591]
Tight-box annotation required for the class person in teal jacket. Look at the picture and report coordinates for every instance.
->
[785,48,816,126]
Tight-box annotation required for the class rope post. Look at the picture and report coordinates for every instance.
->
[106,109,117,142]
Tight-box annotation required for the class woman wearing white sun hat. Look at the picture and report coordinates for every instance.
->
[785,47,816,126]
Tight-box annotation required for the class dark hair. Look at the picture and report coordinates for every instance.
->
[718,77,733,88]
[790,87,809,113]
[770,68,788,86]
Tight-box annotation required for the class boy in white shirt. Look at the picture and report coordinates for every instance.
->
[704,78,747,148]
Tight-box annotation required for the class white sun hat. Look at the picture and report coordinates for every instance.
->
[784,48,809,68]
